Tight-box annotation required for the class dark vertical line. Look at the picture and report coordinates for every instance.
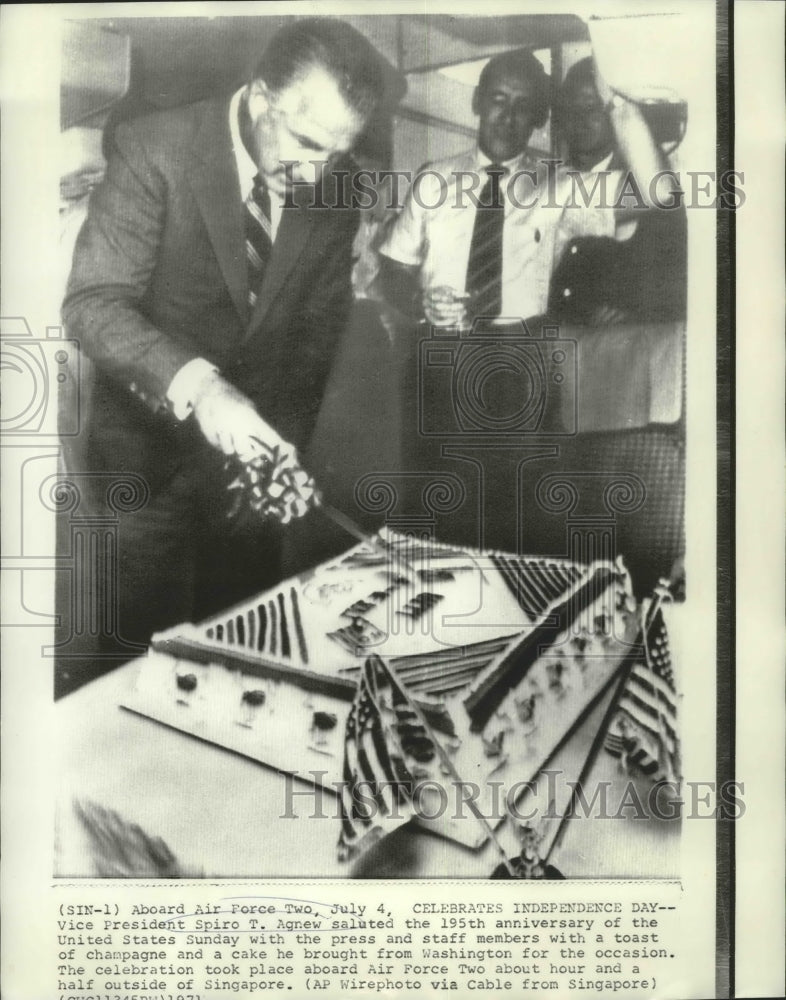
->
[277,591,291,659]
[268,599,277,656]
[73,527,84,637]
[290,587,309,664]
[551,41,563,158]
[89,529,99,636]
[257,603,267,652]
[715,1,735,997]
[105,530,115,638]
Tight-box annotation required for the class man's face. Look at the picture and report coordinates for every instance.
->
[560,79,614,164]
[473,67,541,163]
[247,65,366,195]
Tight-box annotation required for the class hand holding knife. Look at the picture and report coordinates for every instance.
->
[225,438,319,524]
[225,443,417,577]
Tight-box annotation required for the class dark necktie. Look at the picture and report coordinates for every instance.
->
[466,165,506,319]
[245,174,273,309]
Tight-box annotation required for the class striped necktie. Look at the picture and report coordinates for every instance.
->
[466,164,507,319]
[245,173,273,309]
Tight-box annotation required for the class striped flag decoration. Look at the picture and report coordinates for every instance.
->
[203,586,309,664]
[338,656,434,862]
[491,554,584,619]
[605,588,680,782]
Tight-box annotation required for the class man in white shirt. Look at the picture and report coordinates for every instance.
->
[379,49,555,326]
[378,48,664,328]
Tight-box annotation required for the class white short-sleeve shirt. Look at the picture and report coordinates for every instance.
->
[379,147,623,321]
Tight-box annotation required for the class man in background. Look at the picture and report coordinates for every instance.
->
[63,18,391,648]
[548,56,687,324]
[377,49,552,327]
[378,48,669,329]
[374,46,677,570]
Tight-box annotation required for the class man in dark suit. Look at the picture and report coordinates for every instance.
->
[63,18,390,646]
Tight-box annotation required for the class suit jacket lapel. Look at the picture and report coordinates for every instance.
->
[187,99,248,323]
[244,185,317,342]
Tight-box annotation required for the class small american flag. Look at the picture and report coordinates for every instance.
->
[605,588,680,782]
[338,656,434,862]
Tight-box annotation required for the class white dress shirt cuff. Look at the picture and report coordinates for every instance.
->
[166,357,219,420]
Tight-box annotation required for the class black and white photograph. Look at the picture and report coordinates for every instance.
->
[1,2,783,998]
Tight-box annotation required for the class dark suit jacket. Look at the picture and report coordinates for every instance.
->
[546,152,687,325]
[63,97,359,492]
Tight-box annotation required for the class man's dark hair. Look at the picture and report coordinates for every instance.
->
[552,57,603,131]
[476,49,551,130]
[559,57,598,100]
[252,17,389,119]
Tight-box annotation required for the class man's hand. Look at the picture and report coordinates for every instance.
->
[226,449,320,525]
[190,370,295,463]
[591,49,666,206]
[422,285,469,327]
